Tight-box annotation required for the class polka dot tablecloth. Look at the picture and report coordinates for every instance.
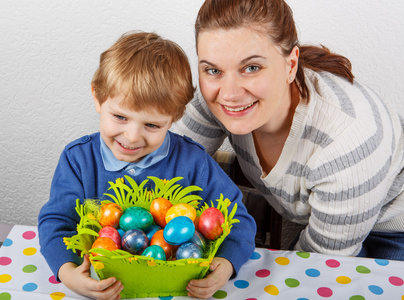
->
[1,226,404,300]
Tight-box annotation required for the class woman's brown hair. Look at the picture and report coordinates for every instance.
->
[195,0,354,101]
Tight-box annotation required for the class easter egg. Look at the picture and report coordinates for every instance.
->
[145,224,162,241]
[98,226,121,248]
[150,229,178,259]
[142,245,166,261]
[117,228,125,239]
[190,231,206,251]
[91,237,119,256]
[119,207,153,232]
[198,207,224,240]
[165,203,196,224]
[99,203,123,228]
[121,229,149,255]
[150,197,173,227]
[164,216,195,246]
[176,242,203,260]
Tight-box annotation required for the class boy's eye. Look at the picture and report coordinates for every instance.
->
[146,123,159,129]
[114,114,127,121]
[206,68,221,75]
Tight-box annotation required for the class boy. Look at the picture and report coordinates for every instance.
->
[38,31,256,300]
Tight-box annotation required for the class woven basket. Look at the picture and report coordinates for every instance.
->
[64,176,238,298]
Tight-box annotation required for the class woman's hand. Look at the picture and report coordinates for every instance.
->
[186,257,234,299]
[58,254,123,300]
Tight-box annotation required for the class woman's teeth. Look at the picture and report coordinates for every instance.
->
[224,102,255,112]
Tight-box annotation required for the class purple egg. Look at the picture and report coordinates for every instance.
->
[163,216,195,246]
[190,231,207,251]
[121,229,149,255]
[176,242,203,260]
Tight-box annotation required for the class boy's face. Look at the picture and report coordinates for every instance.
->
[93,92,173,163]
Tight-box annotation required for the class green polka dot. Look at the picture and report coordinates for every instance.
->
[0,292,11,300]
[356,265,371,274]
[349,296,365,300]
[296,252,310,259]
[22,264,37,273]
[285,278,300,288]
[212,290,227,299]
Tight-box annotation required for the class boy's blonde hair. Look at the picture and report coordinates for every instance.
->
[92,31,195,121]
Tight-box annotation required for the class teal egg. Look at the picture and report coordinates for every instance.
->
[119,207,153,232]
[142,245,167,261]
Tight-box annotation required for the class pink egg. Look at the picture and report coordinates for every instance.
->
[98,226,121,249]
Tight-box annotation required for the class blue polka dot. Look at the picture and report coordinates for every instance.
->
[368,285,383,295]
[297,298,310,300]
[22,283,38,292]
[250,251,261,260]
[158,297,173,300]
[234,280,249,289]
[374,259,389,266]
[305,268,320,277]
[2,238,13,247]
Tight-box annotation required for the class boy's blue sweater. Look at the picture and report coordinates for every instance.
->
[38,131,256,279]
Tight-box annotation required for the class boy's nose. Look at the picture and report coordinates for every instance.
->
[124,128,141,143]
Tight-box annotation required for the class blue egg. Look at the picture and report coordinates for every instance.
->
[121,229,149,255]
[117,228,125,238]
[163,216,195,246]
[176,242,203,259]
[145,224,162,241]
[119,207,153,232]
[190,231,207,251]
[142,245,166,261]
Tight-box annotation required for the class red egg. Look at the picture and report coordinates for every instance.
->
[98,226,121,248]
[198,207,225,240]
[150,229,178,259]
[99,203,123,228]
[91,237,119,256]
[150,198,173,228]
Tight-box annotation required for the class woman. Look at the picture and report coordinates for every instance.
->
[174,0,404,265]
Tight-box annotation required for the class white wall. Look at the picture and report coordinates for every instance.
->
[1,1,403,226]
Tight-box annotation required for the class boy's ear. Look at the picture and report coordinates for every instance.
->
[91,86,101,113]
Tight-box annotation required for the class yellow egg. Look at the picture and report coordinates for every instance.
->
[165,203,196,224]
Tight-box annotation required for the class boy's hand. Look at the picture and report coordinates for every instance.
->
[58,254,123,300]
[186,257,234,299]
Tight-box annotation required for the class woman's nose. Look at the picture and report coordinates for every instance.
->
[219,74,244,102]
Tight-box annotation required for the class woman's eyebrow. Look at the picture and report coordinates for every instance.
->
[199,55,266,66]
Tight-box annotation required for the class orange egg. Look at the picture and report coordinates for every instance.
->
[150,198,173,228]
[91,237,119,256]
[150,229,178,259]
[165,203,196,224]
[99,203,123,228]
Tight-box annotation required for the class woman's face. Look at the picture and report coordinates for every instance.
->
[197,27,298,135]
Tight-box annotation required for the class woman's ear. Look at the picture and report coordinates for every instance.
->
[287,46,299,83]
[91,86,101,113]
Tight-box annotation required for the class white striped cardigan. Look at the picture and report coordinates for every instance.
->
[171,69,404,256]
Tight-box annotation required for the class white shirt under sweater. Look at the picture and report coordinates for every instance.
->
[171,69,404,256]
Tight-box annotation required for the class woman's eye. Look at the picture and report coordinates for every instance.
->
[206,68,221,75]
[114,115,126,121]
[244,65,260,73]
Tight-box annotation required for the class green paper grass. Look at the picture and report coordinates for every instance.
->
[64,176,239,298]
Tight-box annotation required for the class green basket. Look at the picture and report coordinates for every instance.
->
[64,176,239,298]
